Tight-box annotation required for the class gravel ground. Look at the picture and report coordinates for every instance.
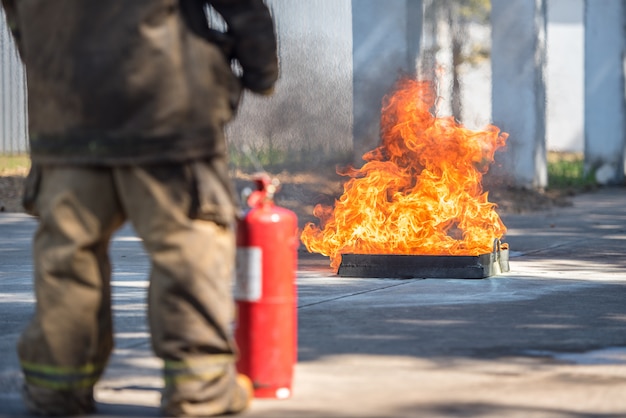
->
[0,167,28,213]
[1,167,575,224]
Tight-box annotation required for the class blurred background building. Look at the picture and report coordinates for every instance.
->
[1,1,624,187]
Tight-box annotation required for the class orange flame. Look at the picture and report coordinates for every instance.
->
[300,78,509,271]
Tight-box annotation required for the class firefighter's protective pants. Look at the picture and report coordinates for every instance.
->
[18,160,249,416]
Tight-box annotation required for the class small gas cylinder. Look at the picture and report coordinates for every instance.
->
[234,173,298,399]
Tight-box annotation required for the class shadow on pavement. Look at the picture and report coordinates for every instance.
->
[296,279,626,362]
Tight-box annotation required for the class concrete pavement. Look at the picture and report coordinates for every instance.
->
[1,187,625,417]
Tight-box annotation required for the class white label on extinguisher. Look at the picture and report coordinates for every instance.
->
[234,246,262,301]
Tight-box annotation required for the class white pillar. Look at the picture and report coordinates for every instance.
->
[546,0,584,153]
[491,0,548,188]
[584,0,626,185]
[352,0,422,161]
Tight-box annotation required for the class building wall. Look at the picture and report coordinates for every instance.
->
[226,0,354,169]
[0,7,28,155]
[228,0,421,169]
[0,1,356,163]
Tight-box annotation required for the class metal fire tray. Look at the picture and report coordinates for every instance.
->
[337,241,509,279]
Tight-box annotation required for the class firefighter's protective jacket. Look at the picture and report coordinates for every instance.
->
[1,0,278,165]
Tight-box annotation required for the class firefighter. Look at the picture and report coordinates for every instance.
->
[0,0,278,416]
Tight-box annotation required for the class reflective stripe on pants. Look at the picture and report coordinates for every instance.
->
[21,361,104,391]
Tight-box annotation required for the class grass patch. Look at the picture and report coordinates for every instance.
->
[1,151,600,190]
[0,154,30,175]
[228,143,352,173]
[547,152,595,189]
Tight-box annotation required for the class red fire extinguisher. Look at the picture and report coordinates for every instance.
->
[235,173,298,399]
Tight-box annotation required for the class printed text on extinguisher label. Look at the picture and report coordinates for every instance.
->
[235,246,262,301]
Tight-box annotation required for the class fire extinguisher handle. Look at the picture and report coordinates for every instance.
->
[248,173,280,207]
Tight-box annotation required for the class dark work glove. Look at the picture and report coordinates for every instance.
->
[178,0,278,94]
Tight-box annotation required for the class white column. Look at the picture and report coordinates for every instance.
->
[352,0,422,161]
[584,0,626,185]
[491,0,548,188]
[546,0,584,153]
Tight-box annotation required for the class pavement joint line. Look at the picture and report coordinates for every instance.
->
[116,339,152,350]
[297,279,423,309]
[512,237,592,256]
